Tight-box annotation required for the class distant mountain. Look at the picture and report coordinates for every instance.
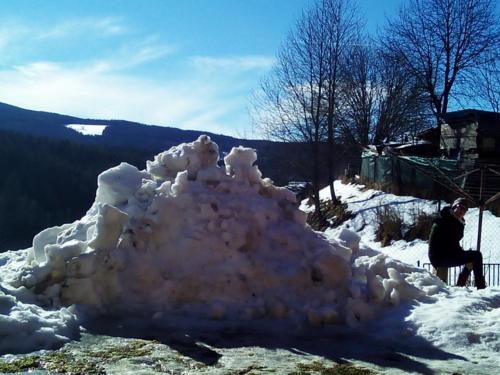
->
[0,101,271,153]
[0,101,323,186]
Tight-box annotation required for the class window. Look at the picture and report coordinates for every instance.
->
[482,137,495,152]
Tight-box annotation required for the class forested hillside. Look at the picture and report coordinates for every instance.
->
[0,101,280,155]
[0,129,153,251]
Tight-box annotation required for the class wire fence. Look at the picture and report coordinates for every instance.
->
[421,262,500,287]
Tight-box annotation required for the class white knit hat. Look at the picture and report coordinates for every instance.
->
[452,197,468,209]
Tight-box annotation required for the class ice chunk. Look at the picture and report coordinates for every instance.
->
[32,223,72,264]
[337,228,360,253]
[147,135,219,180]
[88,204,128,250]
[224,146,262,184]
[95,162,148,206]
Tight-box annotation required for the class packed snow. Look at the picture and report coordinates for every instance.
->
[0,136,498,374]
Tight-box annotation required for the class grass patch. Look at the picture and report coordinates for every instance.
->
[42,351,105,374]
[341,174,357,185]
[404,209,435,241]
[0,356,39,373]
[235,365,269,374]
[359,180,394,194]
[374,206,402,247]
[152,354,208,373]
[0,339,155,374]
[290,361,377,375]
[307,200,353,231]
[88,340,155,361]
[375,205,436,246]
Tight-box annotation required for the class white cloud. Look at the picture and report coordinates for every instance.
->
[37,17,127,39]
[1,62,196,123]
[0,17,131,66]
[190,55,276,73]
[88,40,176,74]
[0,60,259,136]
[129,44,172,66]
[0,22,31,53]
[13,62,61,76]
[0,17,126,52]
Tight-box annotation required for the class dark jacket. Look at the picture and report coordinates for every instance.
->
[428,206,464,265]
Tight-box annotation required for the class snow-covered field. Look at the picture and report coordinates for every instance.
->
[66,124,107,136]
[313,181,500,266]
[0,137,499,374]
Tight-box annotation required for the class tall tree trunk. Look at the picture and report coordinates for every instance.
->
[311,140,324,223]
[327,122,339,204]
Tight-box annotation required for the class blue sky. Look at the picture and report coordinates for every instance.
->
[0,0,402,138]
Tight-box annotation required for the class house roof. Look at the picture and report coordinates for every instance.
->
[417,126,439,141]
[441,109,500,133]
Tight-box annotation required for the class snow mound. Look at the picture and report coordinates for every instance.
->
[0,264,78,353]
[0,136,447,353]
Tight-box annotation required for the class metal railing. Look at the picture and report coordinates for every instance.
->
[421,262,500,287]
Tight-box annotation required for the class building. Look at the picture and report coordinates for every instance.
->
[440,110,500,160]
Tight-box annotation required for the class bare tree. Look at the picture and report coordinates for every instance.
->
[339,45,431,146]
[253,0,360,212]
[382,0,500,124]
[338,45,379,146]
[253,3,328,215]
[473,51,500,112]
[321,0,360,204]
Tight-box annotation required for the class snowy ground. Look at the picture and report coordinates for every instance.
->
[0,139,499,374]
[313,181,500,266]
[0,290,498,374]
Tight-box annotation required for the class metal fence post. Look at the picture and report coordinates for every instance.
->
[477,168,484,253]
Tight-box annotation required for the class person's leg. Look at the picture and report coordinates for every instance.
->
[431,257,468,286]
[465,251,486,289]
[456,266,471,287]
[453,251,485,289]
[433,252,485,288]
[457,259,475,287]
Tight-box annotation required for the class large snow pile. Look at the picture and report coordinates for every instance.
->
[0,136,443,353]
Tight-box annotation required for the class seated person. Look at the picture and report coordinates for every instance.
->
[428,197,486,289]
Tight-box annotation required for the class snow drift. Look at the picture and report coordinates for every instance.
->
[1,135,443,353]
